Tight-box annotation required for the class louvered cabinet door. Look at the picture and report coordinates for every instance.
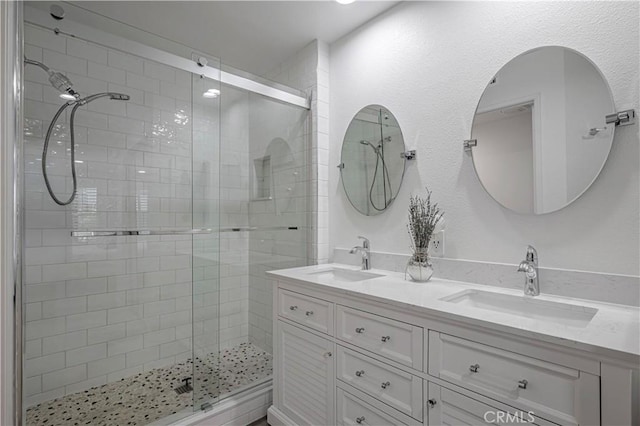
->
[277,321,335,426]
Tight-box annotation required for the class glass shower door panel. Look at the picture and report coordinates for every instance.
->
[22,27,197,424]
[229,92,309,399]
[191,71,221,408]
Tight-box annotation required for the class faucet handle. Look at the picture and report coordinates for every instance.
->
[526,245,538,263]
[357,236,370,249]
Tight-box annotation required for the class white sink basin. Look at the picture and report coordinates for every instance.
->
[306,267,384,282]
[441,289,598,327]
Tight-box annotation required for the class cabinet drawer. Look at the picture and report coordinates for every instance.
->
[426,382,553,425]
[337,305,423,369]
[337,388,408,426]
[278,289,333,334]
[428,331,599,426]
[337,346,423,420]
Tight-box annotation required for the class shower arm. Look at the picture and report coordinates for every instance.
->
[24,57,50,73]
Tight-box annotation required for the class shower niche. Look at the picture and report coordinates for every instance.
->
[253,155,273,200]
[251,137,296,214]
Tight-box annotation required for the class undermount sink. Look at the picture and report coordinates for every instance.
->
[441,289,598,327]
[306,267,384,282]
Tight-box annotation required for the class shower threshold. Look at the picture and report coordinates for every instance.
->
[25,343,272,426]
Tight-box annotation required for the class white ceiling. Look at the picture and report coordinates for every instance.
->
[47,1,399,76]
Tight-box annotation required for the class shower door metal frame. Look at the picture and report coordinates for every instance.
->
[1,1,23,425]
[24,5,310,110]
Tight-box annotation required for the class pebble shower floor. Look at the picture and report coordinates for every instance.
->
[25,343,272,426]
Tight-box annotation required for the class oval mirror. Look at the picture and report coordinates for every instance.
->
[469,46,615,214]
[340,105,406,216]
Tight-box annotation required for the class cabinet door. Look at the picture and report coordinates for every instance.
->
[426,382,548,426]
[277,321,334,426]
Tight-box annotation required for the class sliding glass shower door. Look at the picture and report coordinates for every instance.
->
[22,12,309,425]
[22,22,221,423]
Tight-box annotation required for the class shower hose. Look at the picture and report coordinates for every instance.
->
[42,101,80,206]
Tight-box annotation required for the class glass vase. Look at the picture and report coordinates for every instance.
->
[406,249,433,282]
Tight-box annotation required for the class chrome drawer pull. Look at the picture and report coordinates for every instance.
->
[381,381,390,389]
[355,327,365,334]
[428,399,437,408]
[355,370,365,377]
[381,336,391,342]
[356,416,365,424]
[518,379,528,389]
[305,311,314,316]
[469,363,480,373]
[289,305,298,311]
[323,351,332,358]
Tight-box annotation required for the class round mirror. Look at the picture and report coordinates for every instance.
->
[340,105,406,216]
[469,46,615,214]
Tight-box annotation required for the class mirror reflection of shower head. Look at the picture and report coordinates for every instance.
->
[360,139,384,155]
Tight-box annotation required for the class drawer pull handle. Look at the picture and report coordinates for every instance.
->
[469,363,480,373]
[381,336,391,342]
[305,311,314,316]
[428,399,437,408]
[355,370,365,377]
[356,416,365,424]
[381,381,390,389]
[289,305,298,311]
[323,351,332,358]
[518,379,528,389]
[355,327,365,334]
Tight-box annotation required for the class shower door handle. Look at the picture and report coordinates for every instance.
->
[71,226,300,237]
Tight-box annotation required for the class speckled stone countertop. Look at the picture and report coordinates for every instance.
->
[267,264,640,365]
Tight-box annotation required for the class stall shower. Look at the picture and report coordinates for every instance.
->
[21,7,310,425]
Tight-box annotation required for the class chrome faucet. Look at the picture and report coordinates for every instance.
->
[517,245,539,296]
[349,236,371,270]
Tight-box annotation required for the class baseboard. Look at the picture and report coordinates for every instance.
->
[267,406,297,426]
[157,380,272,426]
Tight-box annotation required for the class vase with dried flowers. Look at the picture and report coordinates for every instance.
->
[406,188,443,282]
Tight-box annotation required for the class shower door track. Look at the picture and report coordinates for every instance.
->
[24,6,310,110]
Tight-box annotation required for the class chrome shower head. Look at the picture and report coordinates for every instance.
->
[24,57,80,99]
[48,71,79,99]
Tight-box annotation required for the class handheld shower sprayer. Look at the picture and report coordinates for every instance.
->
[40,93,130,205]
[26,53,131,205]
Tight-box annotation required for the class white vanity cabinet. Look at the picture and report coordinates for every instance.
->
[268,278,637,426]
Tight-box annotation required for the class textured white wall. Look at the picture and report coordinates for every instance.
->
[329,1,639,275]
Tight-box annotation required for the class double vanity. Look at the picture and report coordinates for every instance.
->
[266,43,639,426]
[266,264,639,426]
